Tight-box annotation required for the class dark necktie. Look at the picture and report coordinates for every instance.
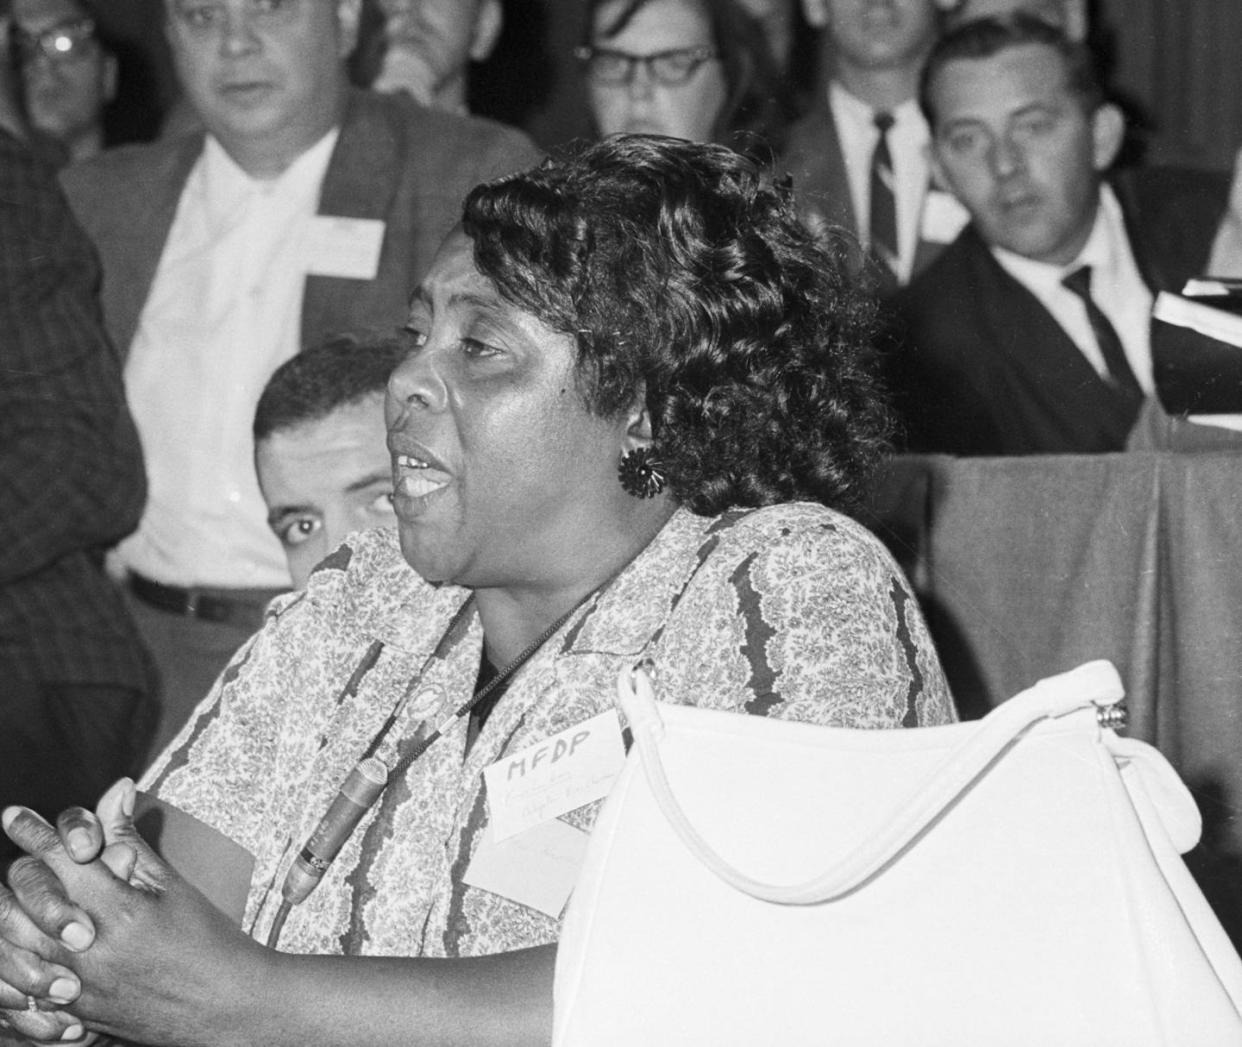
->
[1061,265,1144,403]
[869,111,899,282]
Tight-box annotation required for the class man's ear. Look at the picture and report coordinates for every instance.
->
[470,0,504,63]
[1090,101,1125,173]
[336,0,364,58]
[102,52,119,104]
[800,0,830,31]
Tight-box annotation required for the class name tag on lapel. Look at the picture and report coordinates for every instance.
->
[463,819,590,918]
[306,216,385,280]
[484,709,626,842]
[920,189,970,245]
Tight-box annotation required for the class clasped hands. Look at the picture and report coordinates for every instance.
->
[0,780,261,1046]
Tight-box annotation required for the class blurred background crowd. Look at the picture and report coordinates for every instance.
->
[2,0,1240,948]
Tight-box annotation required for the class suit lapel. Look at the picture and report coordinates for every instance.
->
[963,229,1139,448]
[104,137,203,356]
[782,97,856,236]
[300,90,404,348]
[966,232,1098,388]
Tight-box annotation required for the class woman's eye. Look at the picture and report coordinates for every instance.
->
[371,491,397,515]
[461,337,501,359]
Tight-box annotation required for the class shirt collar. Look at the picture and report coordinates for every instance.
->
[200,126,341,224]
[990,185,1123,292]
[828,80,925,141]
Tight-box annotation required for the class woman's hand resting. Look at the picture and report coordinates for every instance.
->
[0,780,271,1046]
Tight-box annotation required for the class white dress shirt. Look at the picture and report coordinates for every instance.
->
[118,129,339,588]
[991,186,1155,394]
[1207,145,1242,278]
[829,82,966,284]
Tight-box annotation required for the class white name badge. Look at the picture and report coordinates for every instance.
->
[484,709,626,842]
[920,189,970,245]
[305,216,386,280]
[463,819,590,918]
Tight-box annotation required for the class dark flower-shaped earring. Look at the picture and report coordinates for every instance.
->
[617,447,667,499]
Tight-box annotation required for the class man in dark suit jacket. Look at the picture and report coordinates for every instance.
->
[890,14,1227,455]
[779,0,968,290]
[0,67,154,857]
[59,0,540,759]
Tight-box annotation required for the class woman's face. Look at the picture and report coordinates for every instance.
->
[586,0,727,142]
[386,230,638,594]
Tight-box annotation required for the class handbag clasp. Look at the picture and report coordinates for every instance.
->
[1095,700,1128,731]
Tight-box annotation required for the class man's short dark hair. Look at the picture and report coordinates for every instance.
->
[253,332,406,442]
[919,13,1105,129]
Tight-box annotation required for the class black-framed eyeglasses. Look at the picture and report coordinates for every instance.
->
[11,18,97,65]
[575,45,719,87]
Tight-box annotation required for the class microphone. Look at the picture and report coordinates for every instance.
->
[281,756,388,906]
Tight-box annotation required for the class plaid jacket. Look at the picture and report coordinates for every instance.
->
[0,130,150,689]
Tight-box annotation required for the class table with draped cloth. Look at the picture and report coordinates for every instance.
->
[865,450,1242,948]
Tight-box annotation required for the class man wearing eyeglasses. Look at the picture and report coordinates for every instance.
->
[57,0,540,762]
[10,0,116,165]
[780,0,969,292]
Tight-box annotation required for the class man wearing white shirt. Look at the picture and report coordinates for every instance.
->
[61,0,539,757]
[780,0,969,290]
[891,14,1227,454]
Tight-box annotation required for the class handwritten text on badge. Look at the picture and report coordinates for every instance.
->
[485,709,626,842]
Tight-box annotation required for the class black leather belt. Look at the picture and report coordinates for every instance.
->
[127,573,271,630]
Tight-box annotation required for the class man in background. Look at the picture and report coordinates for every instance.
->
[940,0,1087,38]
[61,0,540,758]
[780,0,969,290]
[363,0,503,112]
[11,0,117,164]
[891,15,1227,454]
[254,336,404,590]
[0,0,154,861]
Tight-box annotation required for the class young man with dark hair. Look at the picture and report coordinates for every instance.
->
[254,335,405,590]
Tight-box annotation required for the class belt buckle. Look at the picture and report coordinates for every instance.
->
[183,590,202,618]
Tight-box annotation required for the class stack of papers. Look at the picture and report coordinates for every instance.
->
[1150,284,1242,420]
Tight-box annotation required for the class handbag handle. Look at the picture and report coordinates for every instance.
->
[617,659,1125,905]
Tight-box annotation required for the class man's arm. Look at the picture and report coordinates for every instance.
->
[0,135,145,586]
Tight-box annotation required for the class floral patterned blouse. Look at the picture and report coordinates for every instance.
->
[142,503,955,958]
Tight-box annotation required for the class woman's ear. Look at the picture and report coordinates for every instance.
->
[621,387,654,452]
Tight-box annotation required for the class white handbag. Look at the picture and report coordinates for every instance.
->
[553,660,1242,1046]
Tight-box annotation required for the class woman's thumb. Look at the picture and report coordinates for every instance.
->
[94,777,139,840]
[95,778,168,892]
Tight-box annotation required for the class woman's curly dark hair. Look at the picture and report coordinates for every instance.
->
[461,133,893,516]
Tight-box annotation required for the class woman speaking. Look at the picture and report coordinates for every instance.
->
[0,134,954,1046]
